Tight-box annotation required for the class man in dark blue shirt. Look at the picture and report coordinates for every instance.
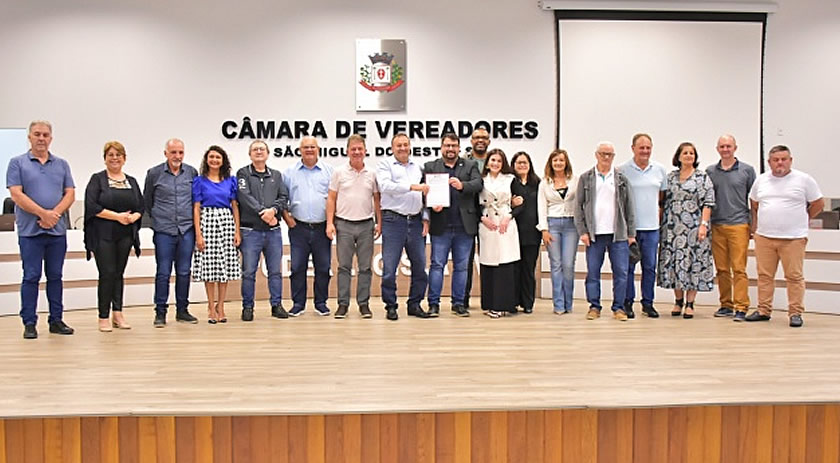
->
[144,138,199,327]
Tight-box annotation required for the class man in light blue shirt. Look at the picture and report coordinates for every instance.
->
[618,133,667,319]
[6,120,76,339]
[283,136,334,317]
[377,133,431,320]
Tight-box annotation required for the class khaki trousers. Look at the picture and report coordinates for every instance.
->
[754,234,807,316]
[711,224,751,312]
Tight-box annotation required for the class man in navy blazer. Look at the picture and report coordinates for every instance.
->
[423,133,483,317]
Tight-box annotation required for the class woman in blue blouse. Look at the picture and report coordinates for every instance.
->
[192,145,241,323]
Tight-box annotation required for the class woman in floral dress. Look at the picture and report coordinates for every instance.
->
[657,142,715,319]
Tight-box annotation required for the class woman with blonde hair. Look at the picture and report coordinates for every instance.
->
[537,149,579,315]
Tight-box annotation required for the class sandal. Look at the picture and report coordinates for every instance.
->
[671,298,684,317]
[216,302,227,323]
[683,301,695,319]
[485,310,501,319]
[207,303,219,324]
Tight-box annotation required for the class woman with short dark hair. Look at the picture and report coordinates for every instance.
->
[658,142,716,318]
[84,141,143,332]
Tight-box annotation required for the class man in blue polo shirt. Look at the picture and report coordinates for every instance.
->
[618,133,667,319]
[6,120,76,339]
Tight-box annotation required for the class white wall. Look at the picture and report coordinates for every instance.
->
[764,0,840,196]
[0,0,556,182]
[1,0,837,192]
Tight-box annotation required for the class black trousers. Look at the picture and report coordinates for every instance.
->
[94,234,133,319]
[515,244,540,310]
[480,262,518,313]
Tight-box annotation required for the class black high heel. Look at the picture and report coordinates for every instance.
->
[671,298,684,317]
[683,301,695,319]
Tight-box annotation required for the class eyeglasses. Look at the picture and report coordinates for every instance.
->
[596,151,615,158]
[251,146,267,152]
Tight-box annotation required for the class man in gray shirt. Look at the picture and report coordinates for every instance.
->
[144,138,199,327]
[706,134,756,322]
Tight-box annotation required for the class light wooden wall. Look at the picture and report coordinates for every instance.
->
[2,404,839,463]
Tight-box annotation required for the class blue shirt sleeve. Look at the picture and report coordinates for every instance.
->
[6,156,21,188]
[192,176,204,204]
[228,176,238,203]
[61,158,75,189]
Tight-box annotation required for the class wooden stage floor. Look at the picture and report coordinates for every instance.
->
[1,299,839,419]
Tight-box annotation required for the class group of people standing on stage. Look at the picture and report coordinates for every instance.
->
[543,133,823,328]
[6,120,824,339]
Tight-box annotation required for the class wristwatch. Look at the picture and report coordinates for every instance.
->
[701,220,709,227]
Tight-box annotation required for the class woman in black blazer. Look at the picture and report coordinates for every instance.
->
[510,151,542,313]
[84,141,143,332]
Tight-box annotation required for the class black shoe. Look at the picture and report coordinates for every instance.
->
[427,304,440,318]
[154,312,166,328]
[642,304,659,318]
[23,324,37,339]
[241,307,254,322]
[523,307,533,314]
[789,315,803,328]
[453,305,470,317]
[334,305,349,319]
[733,311,747,322]
[386,307,398,321]
[49,320,74,335]
[624,301,635,319]
[271,305,289,319]
[359,304,373,319]
[176,310,198,324]
[745,310,771,322]
[714,307,734,317]
[288,306,305,317]
[407,306,430,319]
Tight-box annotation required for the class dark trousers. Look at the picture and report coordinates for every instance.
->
[515,244,540,310]
[288,221,331,311]
[19,234,67,325]
[480,262,518,313]
[93,235,133,319]
[464,235,478,307]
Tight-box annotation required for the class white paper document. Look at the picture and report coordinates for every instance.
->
[425,173,451,208]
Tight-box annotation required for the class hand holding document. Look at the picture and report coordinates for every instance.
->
[425,173,450,208]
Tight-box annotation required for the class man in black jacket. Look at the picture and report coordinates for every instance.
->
[236,140,289,321]
[423,133,483,317]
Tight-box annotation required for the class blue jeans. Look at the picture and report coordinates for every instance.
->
[546,217,578,312]
[19,234,67,325]
[428,229,474,306]
[625,229,659,306]
[240,228,283,308]
[288,221,331,311]
[380,211,427,310]
[585,234,629,312]
[153,229,195,314]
